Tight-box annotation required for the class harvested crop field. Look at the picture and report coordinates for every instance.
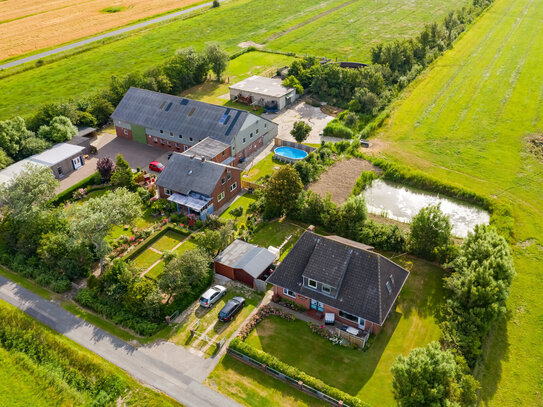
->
[0,0,202,60]
[309,158,378,204]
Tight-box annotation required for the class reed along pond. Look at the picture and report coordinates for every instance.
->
[363,180,490,238]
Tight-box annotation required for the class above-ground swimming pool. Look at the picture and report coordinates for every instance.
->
[274,146,308,162]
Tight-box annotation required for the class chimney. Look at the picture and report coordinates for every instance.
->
[201,156,206,163]
[307,225,315,232]
[190,154,195,160]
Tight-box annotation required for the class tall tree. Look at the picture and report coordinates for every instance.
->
[391,342,479,407]
[37,115,77,143]
[290,121,312,143]
[409,203,452,260]
[110,154,134,188]
[204,42,229,82]
[263,165,303,218]
[441,225,515,366]
[96,157,115,182]
[0,163,59,221]
[337,194,368,240]
[0,116,34,158]
[158,249,210,303]
[68,188,142,272]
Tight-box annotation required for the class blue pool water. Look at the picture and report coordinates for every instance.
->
[274,146,308,160]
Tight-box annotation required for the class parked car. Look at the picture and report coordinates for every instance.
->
[149,161,164,172]
[218,296,245,322]
[199,285,226,308]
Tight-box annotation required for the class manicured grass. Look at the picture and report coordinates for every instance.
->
[244,255,443,405]
[146,239,197,280]
[242,152,285,184]
[182,51,296,106]
[173,239,197,255]
[132,248,162,270]
[0,300,183,407]
[373,0,543,404]
[0,266,55,300]
[152,230,189,251]
[0,0,467,120]
[250,220,304,249]
[206,354,328,407]
[219,193,257,225]
[171,287,264,356]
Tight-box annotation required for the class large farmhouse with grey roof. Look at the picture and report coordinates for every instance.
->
[111,87,278,165]
[268,230,409,334]
[155,152,241,219]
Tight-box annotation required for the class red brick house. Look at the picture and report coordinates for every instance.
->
[214,240,276,289]
[268,231,409,334]
[156,152,241,220]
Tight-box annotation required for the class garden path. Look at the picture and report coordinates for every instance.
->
[140,233,193,277]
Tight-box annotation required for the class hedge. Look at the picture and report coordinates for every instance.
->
[123,225,189,262]
[51,171,101,205]
[323,122,354,139]
[229,338,370,407]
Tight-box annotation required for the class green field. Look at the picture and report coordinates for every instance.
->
[0,300,182,407]
[373,0,543,404]
[0,0,467,120]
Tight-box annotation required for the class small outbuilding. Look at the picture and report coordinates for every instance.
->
[229,75,297,111]
[214,239,276,290]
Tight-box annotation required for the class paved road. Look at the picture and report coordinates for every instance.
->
[0,0,222,71]
[0,275,241,407]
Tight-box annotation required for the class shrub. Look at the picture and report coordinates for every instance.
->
[351,171,377,195]
[323,122,354,139]
[229,206,244,217]
[359,220,407,252]
[409,204,452,261]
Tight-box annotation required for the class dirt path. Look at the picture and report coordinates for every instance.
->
[309,158,380,205]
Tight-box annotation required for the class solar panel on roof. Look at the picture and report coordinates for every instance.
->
[225,111,242,136]
[180,99,189,105]
[165,102,173,111]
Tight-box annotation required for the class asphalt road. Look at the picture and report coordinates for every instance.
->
[0,0,222,71]
[0,275,241,407]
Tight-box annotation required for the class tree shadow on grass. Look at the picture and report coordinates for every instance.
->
[475,316,510,406]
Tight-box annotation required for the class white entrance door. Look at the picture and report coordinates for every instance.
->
[72,156,82,169]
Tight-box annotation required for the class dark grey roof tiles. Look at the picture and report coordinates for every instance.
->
[111,87,250,145]
[268,231,409,325]
[302,237,353,288]
[155,152,229,196]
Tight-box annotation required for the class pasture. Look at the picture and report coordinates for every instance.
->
[0,0,466,120]
[373,0,543,404]
[0,0,204,61]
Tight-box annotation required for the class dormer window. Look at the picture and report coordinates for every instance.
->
[308,279,317,289]
[322,284,331,294]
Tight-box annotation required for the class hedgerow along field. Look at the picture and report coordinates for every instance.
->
[372,0,543,404]
[0,0,204,61]
[0,0,469,121]
[0,299,182,407]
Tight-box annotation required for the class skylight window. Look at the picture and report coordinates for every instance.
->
[386,281,392,294]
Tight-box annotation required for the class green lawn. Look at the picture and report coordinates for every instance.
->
[206,354,328,407]
[219,193,257,225]
[0,300,183,407]
[132,248,162,270]
[250,220,304,249]
[242,152,285,184]
[152,230,189,252]
[0,0,467,120]
[182,51,296,106]
[173,239,197,255]
[373,0,543,403]
[243,255,443,405]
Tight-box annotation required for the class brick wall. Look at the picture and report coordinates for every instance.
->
[115,125,133,141]
[210,166,242,212]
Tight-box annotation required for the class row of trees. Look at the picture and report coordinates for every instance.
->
[283,0,496,135]
[0,44,231,170]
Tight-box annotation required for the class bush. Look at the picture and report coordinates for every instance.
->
[229,206,244,217]
[229,338,370,407]
[359,220,407,252]
[409,204,452,261]
[323,122,354,139]
[51,172,101,205]
[351,171,377,195]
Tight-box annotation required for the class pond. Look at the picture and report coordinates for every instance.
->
[363,180,490,238]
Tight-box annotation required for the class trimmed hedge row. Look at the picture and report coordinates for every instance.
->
[229,338,370,407]
[123,225,190,262]
[51,171,101,205]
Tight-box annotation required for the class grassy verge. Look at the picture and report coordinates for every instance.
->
[0,266,55,300]
[206,354,328,406]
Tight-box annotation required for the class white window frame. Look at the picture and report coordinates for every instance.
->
[218,192,225,202]
[123,128,128,135]
[164,189,172,196]
[283,288,296,298]
[308,279,317,289]
[230,182,237,192]
[242,138,246,143]
[322,284,331,294]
